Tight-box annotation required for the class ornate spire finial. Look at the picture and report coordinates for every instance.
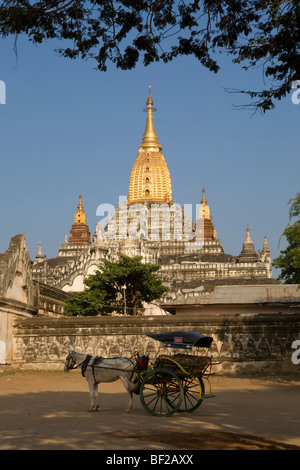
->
[146,84,153,106]
[141,86,162,151]
[36,241,44,260]
[245,224,252,243]
[263,235,270,252]
[201,187,207,205]
[74,194,87,225]
[198,187,210,220]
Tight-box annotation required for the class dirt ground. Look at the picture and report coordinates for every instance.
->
[0,369,300,451]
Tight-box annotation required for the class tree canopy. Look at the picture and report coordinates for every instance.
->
[272,191,300,284]
[1,0,299,112]
[65,254,169,315]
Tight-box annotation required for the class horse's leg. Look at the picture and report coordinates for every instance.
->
[86,376,98,412]
[93,381,99,411]
[119,376,139,412]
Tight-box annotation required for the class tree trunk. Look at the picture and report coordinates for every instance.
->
[133,295,137,316]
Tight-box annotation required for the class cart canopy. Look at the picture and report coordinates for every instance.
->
[146,331,213,349]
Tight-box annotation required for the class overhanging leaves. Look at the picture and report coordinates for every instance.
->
[1,0,299,111]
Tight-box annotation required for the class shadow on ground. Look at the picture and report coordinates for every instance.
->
[0,371,299,450]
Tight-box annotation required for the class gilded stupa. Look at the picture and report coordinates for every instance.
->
[127,86,172,205]
[31,88,273,295]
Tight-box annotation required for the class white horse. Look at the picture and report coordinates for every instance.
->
[64,350,140,412]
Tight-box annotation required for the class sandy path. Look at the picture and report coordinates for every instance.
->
[0,370,299,450]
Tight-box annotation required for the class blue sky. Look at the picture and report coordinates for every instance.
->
[0,34,299,278]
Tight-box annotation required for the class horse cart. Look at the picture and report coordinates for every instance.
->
[64,331,216,416]
[137,331,216,417]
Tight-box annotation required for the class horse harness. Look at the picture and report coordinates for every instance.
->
[68,353,136,384]
[81,355,103,382]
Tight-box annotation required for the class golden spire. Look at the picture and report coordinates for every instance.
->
[195,187,215,241]
[74,194,87,225]
[140,85,162,151]
[201,187,207,205]
[127,87,172,205]
[199,187,210,220]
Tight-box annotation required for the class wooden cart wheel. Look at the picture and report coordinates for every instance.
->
[140,368,183,417]
[178,376,205,412]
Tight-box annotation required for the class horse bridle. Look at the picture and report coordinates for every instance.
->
[65,353,76,370]
[65,353,85,370]
[65,353,94,378]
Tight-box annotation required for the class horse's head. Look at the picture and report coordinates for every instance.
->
[64,350,77,372]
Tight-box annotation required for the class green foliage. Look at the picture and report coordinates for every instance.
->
[272,191,300,284]
[65,288,107,316]
[65,254,168,316]
[1,0,299,112]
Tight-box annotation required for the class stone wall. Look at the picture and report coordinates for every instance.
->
[0,234,38,364]
[0,235,72,364]
[12,312,300,375]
